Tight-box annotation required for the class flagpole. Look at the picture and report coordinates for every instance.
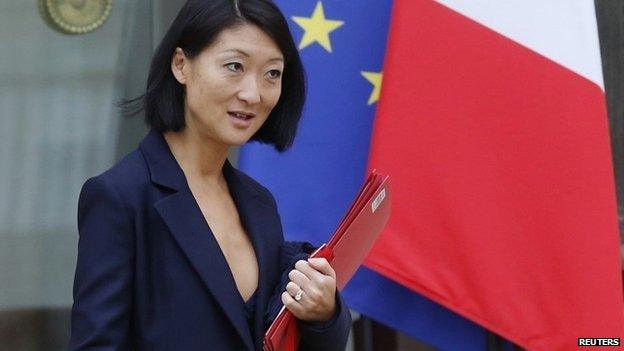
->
[360,316,375,351]
[487,331,524,351]
[486,331,503,351]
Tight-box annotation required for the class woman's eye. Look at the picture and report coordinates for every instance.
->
[266,69,282,79]
[225,62,243,72]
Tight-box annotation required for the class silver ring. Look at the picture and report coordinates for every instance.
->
[294,288,304,301]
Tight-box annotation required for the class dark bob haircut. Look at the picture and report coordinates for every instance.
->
[122,0,306,152]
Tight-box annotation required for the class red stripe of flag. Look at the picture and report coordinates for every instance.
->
[365,0,623,349]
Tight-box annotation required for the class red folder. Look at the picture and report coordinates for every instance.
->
[263,171,391,351]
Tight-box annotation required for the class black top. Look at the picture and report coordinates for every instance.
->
[244,290,258,331]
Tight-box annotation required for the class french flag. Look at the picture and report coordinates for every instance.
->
[240,1,623,350]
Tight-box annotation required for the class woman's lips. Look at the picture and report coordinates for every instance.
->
[228,112,253,128]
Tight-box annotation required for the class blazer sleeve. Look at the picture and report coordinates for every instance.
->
[69,176,134,351]
[266,241,352,351]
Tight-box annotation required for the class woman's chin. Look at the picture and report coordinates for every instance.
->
[223,134,254,148]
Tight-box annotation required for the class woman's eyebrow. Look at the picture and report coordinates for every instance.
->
[222,48,250,57]
[221,48,284,62]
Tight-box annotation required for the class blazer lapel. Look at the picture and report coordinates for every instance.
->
[139,130,255,351]
[223,161,280,348]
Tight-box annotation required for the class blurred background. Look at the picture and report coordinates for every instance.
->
[0,0,174,349]
[0,0,621,350]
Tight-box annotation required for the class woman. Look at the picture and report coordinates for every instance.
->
[68,0,352,350]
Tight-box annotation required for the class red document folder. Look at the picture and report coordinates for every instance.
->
[263,172,391,351]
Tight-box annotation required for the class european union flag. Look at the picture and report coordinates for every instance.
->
[239,1,486,349]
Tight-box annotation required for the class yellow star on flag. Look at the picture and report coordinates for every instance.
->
[292,2,344,53]
[361,71,383,105]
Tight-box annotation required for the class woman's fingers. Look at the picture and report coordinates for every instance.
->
[288,264,320,304]
[281,291,304,316]
[308,258,336,279]
[294,259,326,283]
[285,258,338,322]
[293,259,335,295]
[285,281,303,301]
[288,266,311,288]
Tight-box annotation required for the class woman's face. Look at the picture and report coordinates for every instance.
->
[172,24,284,147]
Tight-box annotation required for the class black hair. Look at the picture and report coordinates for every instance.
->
[121,0,306,152]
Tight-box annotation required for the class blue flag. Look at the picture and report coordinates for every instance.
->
[239,1,486,349]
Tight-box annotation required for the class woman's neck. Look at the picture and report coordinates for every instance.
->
[163,126,229,186]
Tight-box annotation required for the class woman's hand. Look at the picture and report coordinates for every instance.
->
[281,257,337,322]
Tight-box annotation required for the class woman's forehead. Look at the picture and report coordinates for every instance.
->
[210,24,283,61]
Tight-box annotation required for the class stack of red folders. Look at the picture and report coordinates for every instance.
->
[263,171,391,351]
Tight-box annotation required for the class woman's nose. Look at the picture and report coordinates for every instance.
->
[237,75,261,105]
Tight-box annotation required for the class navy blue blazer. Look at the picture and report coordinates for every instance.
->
[69,129,351,350]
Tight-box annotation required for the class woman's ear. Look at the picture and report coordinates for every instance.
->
[171,47,188,85]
